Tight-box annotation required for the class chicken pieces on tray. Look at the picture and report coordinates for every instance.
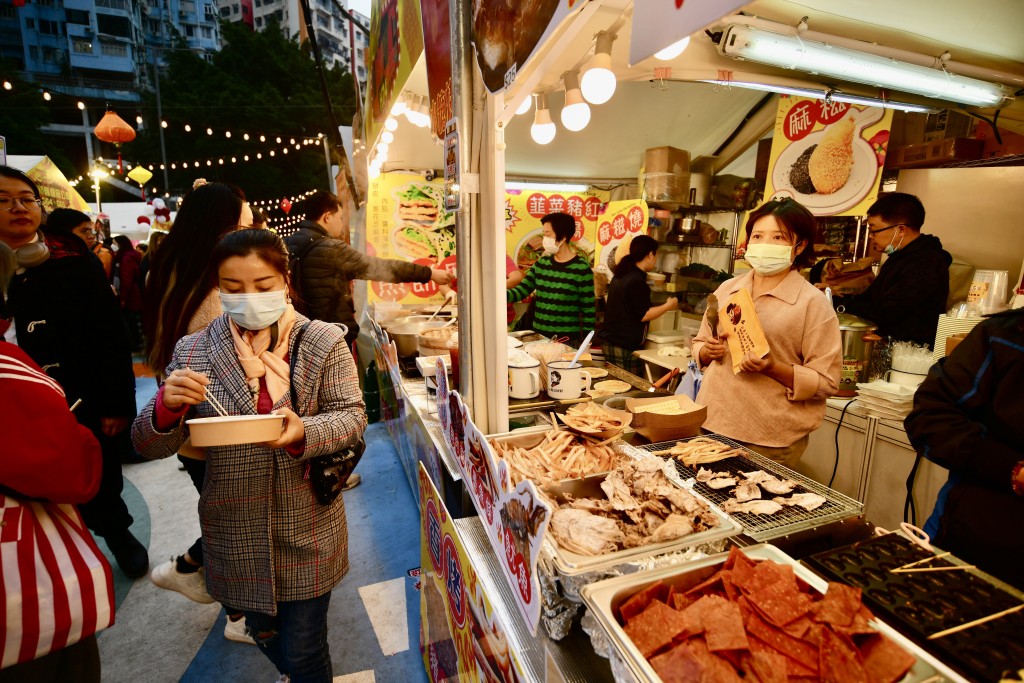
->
[548,459,718,556]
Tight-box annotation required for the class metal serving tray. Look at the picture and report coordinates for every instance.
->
[580,544,966,683]
[625,434,863,541]
[537,462,740,578]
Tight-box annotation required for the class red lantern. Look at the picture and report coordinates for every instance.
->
[93,104,136,174]
[281,198,293,214]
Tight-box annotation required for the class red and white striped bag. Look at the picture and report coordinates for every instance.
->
[1,495,115,669]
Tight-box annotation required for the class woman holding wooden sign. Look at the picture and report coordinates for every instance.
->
[692,199,842,467]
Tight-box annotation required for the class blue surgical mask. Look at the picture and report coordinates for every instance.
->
[883,230,904,256]
[219,289,288,330]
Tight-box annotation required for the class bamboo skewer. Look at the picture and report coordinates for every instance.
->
[891,551,952,572]
[928,603,1024,640]
[891,564,977,574]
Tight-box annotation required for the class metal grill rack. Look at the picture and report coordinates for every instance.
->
[629,434,863,540]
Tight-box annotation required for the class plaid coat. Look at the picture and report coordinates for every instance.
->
[132,314,366,614]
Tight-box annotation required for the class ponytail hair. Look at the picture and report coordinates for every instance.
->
[613,235,658,278]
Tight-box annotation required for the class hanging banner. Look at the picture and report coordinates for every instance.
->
[435,358,550,635]
[364,0,425,148]
[504,187,608,275]
[366,172,451,304]
[419,0,451,140]
[8,155,91,212]
[593,199,649,276]
[419,464,527,683]
[473,0,580,93]
[630,0,748,66]
[764,95,893,217]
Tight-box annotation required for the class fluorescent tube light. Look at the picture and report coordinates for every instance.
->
[700,80,942,114]
[719,24,1013,108]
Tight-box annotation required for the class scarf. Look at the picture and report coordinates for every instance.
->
[228,304,297,404]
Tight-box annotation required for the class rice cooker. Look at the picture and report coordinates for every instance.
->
[836,307,879,396]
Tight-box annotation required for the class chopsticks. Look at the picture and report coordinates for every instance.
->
[889,551,977,574]
[204,388,230,417]
[928,603,1024,640]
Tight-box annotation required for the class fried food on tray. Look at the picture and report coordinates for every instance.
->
[488,430,623,486]
[632,400,687,415]
[652,437,743,467]
[557,403,626,434]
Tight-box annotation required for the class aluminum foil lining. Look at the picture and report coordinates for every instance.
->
[581,609,640,683]
[539,559,580,641]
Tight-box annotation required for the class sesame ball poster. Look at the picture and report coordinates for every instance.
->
[504,188,609,276]
[367,172,451,304]
[764,95,892,216]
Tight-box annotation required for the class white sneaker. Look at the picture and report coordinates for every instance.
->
[150,559,215,604]
[225,615,256,645]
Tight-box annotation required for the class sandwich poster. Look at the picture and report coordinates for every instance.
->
[366,172,452,304]
[765,96,892,216]
[504,187,608,276]
[721,288,770,374]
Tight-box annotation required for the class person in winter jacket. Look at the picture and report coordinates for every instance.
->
[0,165,146,579]
[904,309,1024,588]
[112,235,145,352]
[838,193,952,346]
[284,191,451,347]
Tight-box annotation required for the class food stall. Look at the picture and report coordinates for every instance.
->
[355,1,1024,681]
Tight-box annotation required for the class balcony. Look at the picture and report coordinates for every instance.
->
[18,70,141,102]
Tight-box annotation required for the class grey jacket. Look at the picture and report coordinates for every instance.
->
[132,314,367,614]
[285,221,432,342]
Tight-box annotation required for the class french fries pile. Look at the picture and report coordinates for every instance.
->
[651,437,743,467]
[489,430,623,486]
[557,403,626,434]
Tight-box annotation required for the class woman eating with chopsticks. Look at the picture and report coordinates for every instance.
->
[133,229,367,682]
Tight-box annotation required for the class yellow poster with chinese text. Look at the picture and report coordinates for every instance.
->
[504,188,609,275]
[366,172,450,304]
[764,96,892,216]
[593,200,649,274]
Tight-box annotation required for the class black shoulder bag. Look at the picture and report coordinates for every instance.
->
[289,323,365,505]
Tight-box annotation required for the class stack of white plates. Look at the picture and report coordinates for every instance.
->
[854,380,916,420]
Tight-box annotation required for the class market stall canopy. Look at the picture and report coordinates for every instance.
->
[491,0,1024,179]
[7,155,91,212]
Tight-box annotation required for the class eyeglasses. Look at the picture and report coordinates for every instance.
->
[868,223,905,235]
[0,196,43,211]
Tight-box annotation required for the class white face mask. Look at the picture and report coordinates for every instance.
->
[541,236,560,255]
[219,289,288,330]
[745,243,794,276]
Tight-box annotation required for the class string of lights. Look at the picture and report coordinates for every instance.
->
[250,190,317,209]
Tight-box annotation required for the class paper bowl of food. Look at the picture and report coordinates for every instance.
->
[186,414,285,447]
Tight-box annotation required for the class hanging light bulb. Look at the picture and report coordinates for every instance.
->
[42,90,51,101]
[185,124,192,132]
[275,136,281,143]
[655,36,690,60]
[390,97,407,117]
[581,31,617,105]
[516,95,532,116]
[560,70,591,132]
[377,142,389,155]
[381,130,394,144]
[243,133,250,140]
[77,101,86,110]
[206,127,213,135]
[161,120,167,128]
[384,116,398,132]
[3,80,12,91]
[225,131,231,138]
[136,115,143,124]
[259,134,266,142]
[530,93,556,145]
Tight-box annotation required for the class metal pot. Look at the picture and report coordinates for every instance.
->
[389,321,446,358]
[381,315,435,333]
[836,307,879,396]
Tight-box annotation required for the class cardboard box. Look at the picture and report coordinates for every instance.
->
[887,137,984,169]
[644,146,691,175]
[642,172,690,204]
[624,394,707,442]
